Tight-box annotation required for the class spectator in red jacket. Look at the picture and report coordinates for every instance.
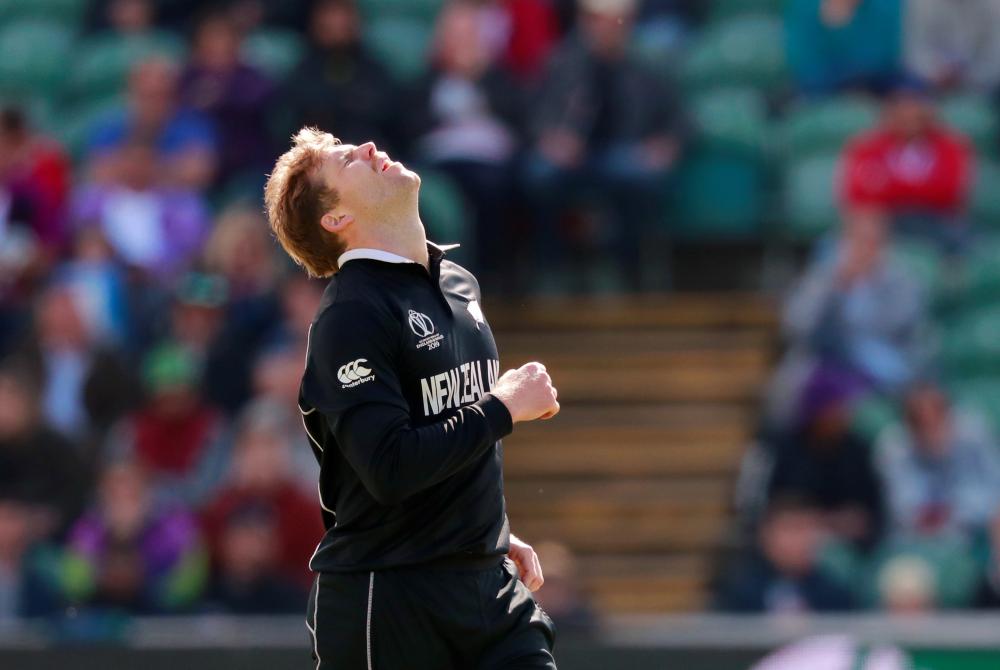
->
[201,398,323,591]
[839,76,974,249]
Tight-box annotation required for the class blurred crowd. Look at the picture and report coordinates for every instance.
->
[5,0,1000,630]
[1,0,681,629]
[720,0,1000,618]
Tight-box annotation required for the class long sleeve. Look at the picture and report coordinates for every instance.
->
[333,395,511,505]
[904,0,946,83]
[782,259,842,346]
[301,298,512,506]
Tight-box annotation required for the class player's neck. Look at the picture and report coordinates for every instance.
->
[350,212,429,269]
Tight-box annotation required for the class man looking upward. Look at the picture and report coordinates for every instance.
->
[264,128,560,669]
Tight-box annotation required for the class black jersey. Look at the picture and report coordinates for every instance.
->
[299,242,513,573]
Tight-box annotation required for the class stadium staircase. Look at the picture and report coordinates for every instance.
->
[488,294,778,614]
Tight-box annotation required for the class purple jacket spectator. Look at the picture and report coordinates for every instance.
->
[180,11,275,187]
[64,461,207,613]
[71,141,208,281]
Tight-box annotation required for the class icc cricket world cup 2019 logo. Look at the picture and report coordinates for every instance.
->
[409,310,444,351]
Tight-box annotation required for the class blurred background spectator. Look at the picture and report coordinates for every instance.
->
[525,0,685,291]
[281,0,398,156]
[85,0,157,36]
[85,58,217,192]
[904,0,1000,94]
[876,382,1000,541]
[0,367,89,539]
[408,0,524,288]
[62,459,207,614]
[715,497,854,614]
[769,211,928,425]
[766,371,884,548]
[13,284,137,447]
[840,77,973,249]
[180,10,275,196]
[201,399,322,596]
[105,344,229,507]
[71,139,210,279]
[786,0,901,96]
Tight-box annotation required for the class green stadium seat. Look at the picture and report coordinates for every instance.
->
[939,306,1000,377]
[68,32,184,104]
[848,392,898,443]
[680,14,787,94]
[0,0,87,28]
[709,0,784,20]
[817,540,865,602]
[417,169,470,249]
[363,18,433,85]
[951,378,1000,436]
[357,0,444,23]
[939,94,998,157]
[242,29,305,80]
[672,147,765,239]
[57,96,126,162]
[890,239,943,294]
[777,96,878,158]
[0,20,75,98]
[955,238,1000,308]
[690,87,769,154]
[782,153,841,239]
[971,158,1000,230]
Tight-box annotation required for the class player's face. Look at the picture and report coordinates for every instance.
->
[319,141,419,214]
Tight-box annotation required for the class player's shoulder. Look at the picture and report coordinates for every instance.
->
[311,270,398,342]
[439,258,482,298]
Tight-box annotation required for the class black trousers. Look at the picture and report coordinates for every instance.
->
[306,558,557,669]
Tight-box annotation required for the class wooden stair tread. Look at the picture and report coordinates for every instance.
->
[480,293,780,614]
[510,516,727,552]
[498,329,773,354]
[504,439,745,477]
[486,294,778,331]
[549,369,764,402]
[501,348,770,371]
[510,403,754,430]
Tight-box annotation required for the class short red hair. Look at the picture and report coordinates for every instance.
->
[264,127,347,277]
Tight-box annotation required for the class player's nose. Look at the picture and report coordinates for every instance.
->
[358,142,377,159]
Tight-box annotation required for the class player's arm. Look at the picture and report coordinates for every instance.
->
[303,303,559,506]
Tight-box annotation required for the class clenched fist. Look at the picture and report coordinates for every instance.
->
[490,362,559,423]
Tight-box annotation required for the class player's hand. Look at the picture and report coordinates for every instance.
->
[508,534,544,592]
[490,362,559,423]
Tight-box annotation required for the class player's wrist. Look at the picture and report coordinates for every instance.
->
[487,390,521,424]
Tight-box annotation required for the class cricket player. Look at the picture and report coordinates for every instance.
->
[264,128,560,669]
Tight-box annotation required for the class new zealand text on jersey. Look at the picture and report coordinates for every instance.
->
[420,359,500,417]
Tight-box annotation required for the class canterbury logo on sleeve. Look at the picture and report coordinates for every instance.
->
[338,358,375,388]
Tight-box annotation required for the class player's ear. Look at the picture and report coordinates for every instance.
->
[321,212,354,234]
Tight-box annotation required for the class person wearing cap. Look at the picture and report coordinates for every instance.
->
[105,343,230,507]
[525,0,685,290]
[264,129,559,668]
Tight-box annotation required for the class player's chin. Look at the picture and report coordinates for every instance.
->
[403,167,421,186]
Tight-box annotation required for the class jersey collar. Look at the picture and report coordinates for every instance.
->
[338,242,460,267]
